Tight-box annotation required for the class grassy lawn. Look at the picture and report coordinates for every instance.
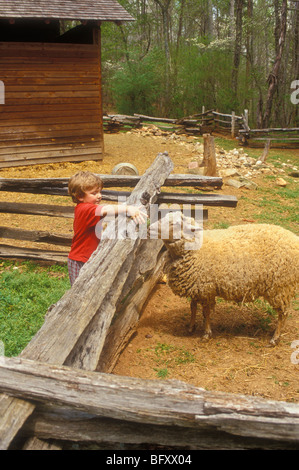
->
[0,261,70,356]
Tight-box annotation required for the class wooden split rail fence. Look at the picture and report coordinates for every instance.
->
[238,127,299,149]
[0,153,298,450]
[104,111,298,149]
[0,166,236,264]
[103,110,245,138]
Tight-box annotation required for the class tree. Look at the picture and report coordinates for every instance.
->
[101,0,297,127]
[231,0,244,106]
[152,0,173,113]
[261,0,287,128]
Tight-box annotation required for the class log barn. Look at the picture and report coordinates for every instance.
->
[0,0,133,168]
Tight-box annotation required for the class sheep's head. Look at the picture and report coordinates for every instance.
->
[148,211,203,254]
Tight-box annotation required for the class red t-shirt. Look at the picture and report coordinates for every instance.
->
[68,203,103,262]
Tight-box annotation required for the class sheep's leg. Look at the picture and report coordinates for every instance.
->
[202,301,214,340]
[189,299,197,333]
[269,308,288,346]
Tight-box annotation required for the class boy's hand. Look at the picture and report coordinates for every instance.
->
[126,205,148,225]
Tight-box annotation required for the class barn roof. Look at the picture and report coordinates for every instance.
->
[0,0,134,22]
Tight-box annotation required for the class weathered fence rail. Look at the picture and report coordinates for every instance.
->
[1,356,299,450]
[177,109,244,138]
[0,170,237,263]
[238,127,299,148]
[1,153,298,450]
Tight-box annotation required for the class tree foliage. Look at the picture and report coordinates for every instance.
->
[101,0,298,127]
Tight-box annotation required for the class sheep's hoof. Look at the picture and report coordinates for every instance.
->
[268,337,279,347]
[202,332,212,341]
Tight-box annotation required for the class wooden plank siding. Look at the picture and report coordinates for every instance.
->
[0,40,103,167]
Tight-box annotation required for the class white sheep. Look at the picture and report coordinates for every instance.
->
[149,212,299,345]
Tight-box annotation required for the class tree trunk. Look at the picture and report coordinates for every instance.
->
[262,0,287,128]
[231,0,244,105]
[245,0,253,111]
[153,0,172,114]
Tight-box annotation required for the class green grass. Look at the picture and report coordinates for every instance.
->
[152,342,195,378]
[0,261,70,357]
[241,177,299,232]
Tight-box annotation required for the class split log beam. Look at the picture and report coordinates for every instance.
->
[102,191,237,207]
[96,248,168,373]
[239,127,299,133]
[0,245,68,264]
[0,193,236,213]
[0,201,74,218]
[21,403,298,450]
[1,356,299,449]
[0,227,72,246]
[0,152,174,450]
[0,173,223,192]
[133,113,177,124]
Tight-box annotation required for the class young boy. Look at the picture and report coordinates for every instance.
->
[67,171,146,285]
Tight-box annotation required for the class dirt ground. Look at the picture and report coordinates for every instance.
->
[1,131,298,403]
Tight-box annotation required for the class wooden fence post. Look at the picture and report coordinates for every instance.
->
[231,111,236,138]
[260,138,271,162]
[201,134,217,176]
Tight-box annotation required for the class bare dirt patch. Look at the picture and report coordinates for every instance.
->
[1,131,298,402]
[113,283,299,402]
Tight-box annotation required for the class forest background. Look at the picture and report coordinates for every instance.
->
[99,0,298,129]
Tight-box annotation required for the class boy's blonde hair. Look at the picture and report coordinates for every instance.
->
[68,171,103,203]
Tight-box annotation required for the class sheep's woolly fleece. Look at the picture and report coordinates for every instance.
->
[151,213,299,344]
[166,223,298,311]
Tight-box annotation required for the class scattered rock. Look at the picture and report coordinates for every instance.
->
[226,179,244,189]
[275,177,287,187]
[239,177,258,190]
[219,168,241,178]
[130,125,298,185]
[225,177,258,190]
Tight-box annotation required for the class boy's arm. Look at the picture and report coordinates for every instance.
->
[100,204,147,224]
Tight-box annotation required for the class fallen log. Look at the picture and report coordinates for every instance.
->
[0,152,174,450]
[1,356,299,450]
